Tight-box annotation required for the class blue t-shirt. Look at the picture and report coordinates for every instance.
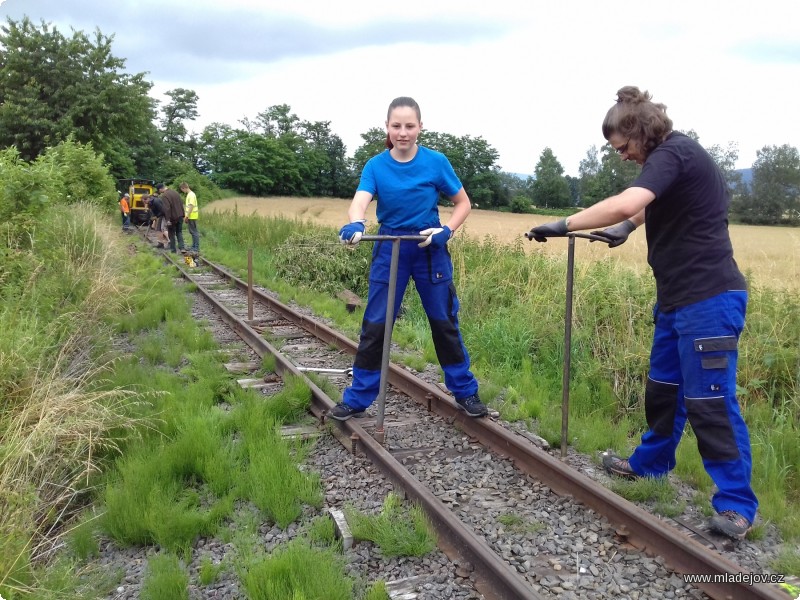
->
[633,132,746,310]
[357,146,463,230]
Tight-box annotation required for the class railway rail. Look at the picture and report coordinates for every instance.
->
[164,247,789,600]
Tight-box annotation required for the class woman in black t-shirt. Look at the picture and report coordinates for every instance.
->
[528,86,757,541]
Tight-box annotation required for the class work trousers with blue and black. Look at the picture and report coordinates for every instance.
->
[342,226,479,410]
[628,290,758,522]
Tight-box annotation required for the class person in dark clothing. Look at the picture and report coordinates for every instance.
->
[143,194,169,248]
[156,183,185,253]
[527,86,757,541]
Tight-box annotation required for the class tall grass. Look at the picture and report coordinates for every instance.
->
[0,205,150,596]
[200,211,800,539]
[3,205,401,597]
[234,379,323,528]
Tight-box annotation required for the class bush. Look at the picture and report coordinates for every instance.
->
[0,139,117,236]
[510,195,531,213]
[168,169,226,203]
[39,137,117,206]
[0,147,62,224]
[274,231,372,298]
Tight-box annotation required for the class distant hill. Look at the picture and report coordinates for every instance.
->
[736,168,752,187]
[506,169,753,188]
[509,169,753,184]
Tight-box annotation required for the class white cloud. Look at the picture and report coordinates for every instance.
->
[2,0,799,175]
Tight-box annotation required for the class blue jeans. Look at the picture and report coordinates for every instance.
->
[342,226,478,410]
[628,290,758,521]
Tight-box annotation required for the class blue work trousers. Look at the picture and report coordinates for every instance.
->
[342,226,478,410]
[628,290,758,522]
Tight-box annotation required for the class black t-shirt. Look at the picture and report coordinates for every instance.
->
[149,196,164,218]
[633,132,746,311]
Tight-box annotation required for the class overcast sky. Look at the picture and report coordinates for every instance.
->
[2,0,799,176]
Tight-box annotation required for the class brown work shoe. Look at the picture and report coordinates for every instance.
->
[709,510,752,540]
[602,452,640,480]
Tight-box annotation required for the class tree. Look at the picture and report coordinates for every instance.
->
[160,88,199,162]
[733,145,800,225]
[0,17,157,179]
[531,148,571,208]
[582,144,640,206]
[257,104,300,138]
[578,145,604,206]
[352,128,389,174]
[417,131,503,207]
[197,122,236,177]
[705,141,742,194]
[496,172,527,210]
[298,120,353,197]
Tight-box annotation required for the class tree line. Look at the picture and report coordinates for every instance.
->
[1,17,798,225]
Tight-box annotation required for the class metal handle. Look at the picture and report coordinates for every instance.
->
[360,235,427,242]
[524,230,610,243]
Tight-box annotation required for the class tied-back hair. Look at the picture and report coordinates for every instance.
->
[385,96,422,149]
[602,86,673,157]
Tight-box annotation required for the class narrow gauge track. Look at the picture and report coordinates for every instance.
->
[170,252,787,600]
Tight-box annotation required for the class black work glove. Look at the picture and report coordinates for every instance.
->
[590,219,636,248]
[526,219,568,242]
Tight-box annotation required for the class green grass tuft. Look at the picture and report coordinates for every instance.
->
[238,539,353,600]
[140,554,189,600]
[346,493,437,557]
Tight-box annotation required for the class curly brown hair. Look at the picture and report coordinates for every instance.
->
[602,86,673,157]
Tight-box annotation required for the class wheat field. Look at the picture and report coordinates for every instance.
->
[207,196,800,290]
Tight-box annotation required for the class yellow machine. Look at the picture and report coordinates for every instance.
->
[118,178,156,226]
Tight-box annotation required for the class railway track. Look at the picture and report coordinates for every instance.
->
[164,248,789,600]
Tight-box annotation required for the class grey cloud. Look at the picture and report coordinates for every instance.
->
[1,0,511,84]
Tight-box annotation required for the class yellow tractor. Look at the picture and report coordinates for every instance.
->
[118,178,157,226]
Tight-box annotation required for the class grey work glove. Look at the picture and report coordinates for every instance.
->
[526,219,568,242]
[590,219,637,248]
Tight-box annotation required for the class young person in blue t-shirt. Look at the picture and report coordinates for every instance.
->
[528,86,758,541]
[331,96,487,421]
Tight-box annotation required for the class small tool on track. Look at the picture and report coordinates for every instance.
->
[296,366,353,376]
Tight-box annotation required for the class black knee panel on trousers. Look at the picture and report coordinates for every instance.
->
[353,320,386,371]
[686,396,740,462]
[645,378,679,437]
[429,317,465,366]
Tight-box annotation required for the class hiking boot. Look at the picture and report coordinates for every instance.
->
[709,510,752,540]
[602,453,640,480]
[328,402,365,421]
[455,393,488,417]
